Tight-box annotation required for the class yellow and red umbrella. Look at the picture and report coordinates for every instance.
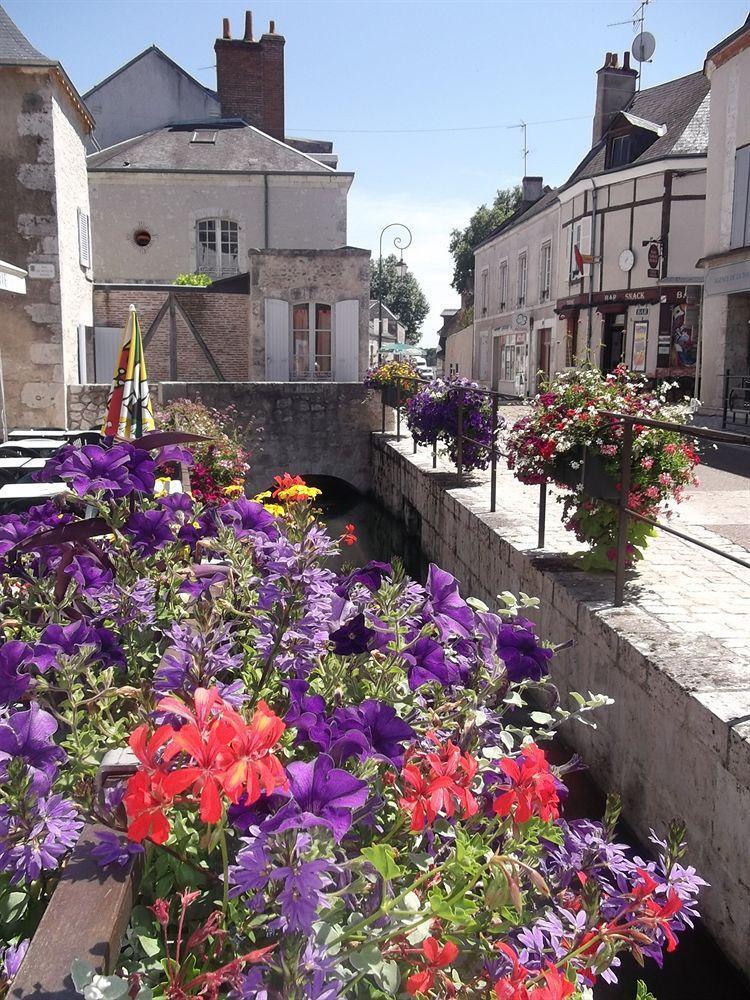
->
[101,304,155,439]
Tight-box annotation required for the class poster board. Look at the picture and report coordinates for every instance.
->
[631,320,648,372]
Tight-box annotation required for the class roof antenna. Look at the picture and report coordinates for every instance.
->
[507,121,530,177]
[608,0,654,91]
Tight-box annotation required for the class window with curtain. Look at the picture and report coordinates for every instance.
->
[517,252,527,307]
[196,219,239,277]
[315,304,332,377]
[291,303,334,379]
[539,241,552,302]
[292,304,310,378]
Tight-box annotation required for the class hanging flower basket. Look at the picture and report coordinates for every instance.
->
[549,445,584,490]
[582,448,620,501]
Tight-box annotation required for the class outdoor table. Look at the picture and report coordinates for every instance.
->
[0,438,66,456]
[7,429,67,438]
[0,457,46,470]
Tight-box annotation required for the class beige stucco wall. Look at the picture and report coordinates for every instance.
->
[0,67,92,428]
[444,323,474,376]
[247,248,371,380]
[88,171,351,283]
[473,200,560,394]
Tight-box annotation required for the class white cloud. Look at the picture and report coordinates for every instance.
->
[347,188,476,347]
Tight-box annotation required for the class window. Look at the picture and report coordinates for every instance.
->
[731,144,750,249]
[498,261,508,312]
[539,241,552,302]
[196,218,239,277]
[480,269,489,315]
[77,209,91,268]
[191,130,217,144]
[517,252,527,307]
[502,343,514,381]
[607,134,631,169]
[292,303,333,380]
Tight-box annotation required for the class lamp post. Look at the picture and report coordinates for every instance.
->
[378,223,412,355]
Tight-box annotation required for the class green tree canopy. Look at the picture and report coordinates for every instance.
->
[370,255,429,345]
[448,186,522,297]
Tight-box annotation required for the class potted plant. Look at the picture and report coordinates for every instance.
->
[364,356,422,408]
[506,365,700,569]
[406,375,502,472]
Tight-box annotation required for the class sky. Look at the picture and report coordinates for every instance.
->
[6,0,749,346]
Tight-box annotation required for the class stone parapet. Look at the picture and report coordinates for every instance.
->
[371,433,750,979]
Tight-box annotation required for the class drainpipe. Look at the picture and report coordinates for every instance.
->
[263,174,270,248]
[586,177,599,352]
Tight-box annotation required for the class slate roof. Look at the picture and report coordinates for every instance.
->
[474,186,558,252]
[87,119,347,174]
[564,70,710,186]
[0,4,54,64]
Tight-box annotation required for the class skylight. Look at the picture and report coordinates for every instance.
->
[190,130,217,144]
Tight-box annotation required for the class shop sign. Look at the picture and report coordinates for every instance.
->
[705,259,750,296]
[647,242,661,269]
[515,312,528,328]
[634,305,650,316]
[28,263,55,280]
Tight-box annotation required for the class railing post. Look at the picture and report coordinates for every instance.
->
[381,397,386,435]
[456,388,464,478]
[722,368,730,430]
[396,381,402,441]
[490,392,499,513]
[538,482,547,548]
[614,419,634,607]
[432,439,437,469]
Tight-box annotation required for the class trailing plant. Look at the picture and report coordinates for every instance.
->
[505,365,700,570]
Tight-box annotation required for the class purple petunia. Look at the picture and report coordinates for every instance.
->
[32,620,124,673]
[329,613,391,656]
[334,560,392,598]
[1,939,29,982]
[38,442,156,498]
[218,497,278,540]
[0,704,66,794]
[0,641,33,707]
[310,700,415,769]
[401,635,460,690]
[425,564,475,639]
[123,508,176,555]
[497,616,553,682]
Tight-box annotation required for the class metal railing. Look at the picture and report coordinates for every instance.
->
[722,370,750,429]
[377,382,750,607]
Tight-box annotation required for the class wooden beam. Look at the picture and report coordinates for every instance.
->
[10,823,140,999]
[173,296,226,381]
[168,292,178,379]
[142,296,170,348]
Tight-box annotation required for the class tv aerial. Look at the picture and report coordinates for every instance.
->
[632,30,656,63]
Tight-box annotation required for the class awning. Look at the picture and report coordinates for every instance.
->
[0,260,27,295]
[596,303,629,315]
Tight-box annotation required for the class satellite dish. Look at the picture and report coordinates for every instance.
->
[632,31,656,63]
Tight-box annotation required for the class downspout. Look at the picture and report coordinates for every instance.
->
[263,173,270,248]
[586,177,598,353]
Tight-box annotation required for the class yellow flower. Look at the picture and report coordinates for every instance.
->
[263,503,285,517]
[253,490,273,502]
[224,484,244,497]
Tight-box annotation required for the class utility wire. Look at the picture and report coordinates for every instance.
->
[286,114,591,135]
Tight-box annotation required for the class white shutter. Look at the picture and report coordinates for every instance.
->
[77,209,91,268]
[731,146,750,249]
[580,216,592,277]
[265,298,289,381]
[566,226,574,280]
[334,299,359,381]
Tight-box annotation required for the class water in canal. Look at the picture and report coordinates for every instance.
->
[314,477,749,1000]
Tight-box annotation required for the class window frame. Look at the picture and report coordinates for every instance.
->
[290,301,334,381]
[480,268,489,316]
[539,239,552,303]
[730,143,750,249]
[516,250,528,308]
[195,217,240,277]
[498,259,508,312]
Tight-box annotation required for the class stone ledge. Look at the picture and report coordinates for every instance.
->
[371,434,750,980]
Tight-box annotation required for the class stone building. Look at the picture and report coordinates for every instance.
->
[473,177,560,395]
[0,5,94,428]
[698,16,750,412]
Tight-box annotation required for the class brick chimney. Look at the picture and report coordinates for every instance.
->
[215,12,285,141]
[592,51,638,145]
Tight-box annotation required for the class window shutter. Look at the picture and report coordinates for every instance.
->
[566,226,574,280]
[580,216,592,276]
[333,299,359,381]
[731,145,750,249]
[265,299,290,380]
[77,209,91,269]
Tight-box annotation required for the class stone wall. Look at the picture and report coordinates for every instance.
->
[159,381,382,493]
[67,383,110,430]
[371,435,750,979]
[93,286,250,382]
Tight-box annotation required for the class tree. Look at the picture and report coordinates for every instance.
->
[370,255,429,345]
[448,186,522,298]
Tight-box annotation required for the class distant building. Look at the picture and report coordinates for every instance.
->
[0,4,94,428]
[436,307,463,376]
[699,16,750,412]
[368,300,405,366]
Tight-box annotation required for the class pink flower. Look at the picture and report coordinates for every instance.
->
[641,456,654,470]
[658,473,673,487]
[601,444,617,456]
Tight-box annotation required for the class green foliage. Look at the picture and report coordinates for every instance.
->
[448,186,521,296]
[369,255,429,345]
[174,273,212,286]
[635,982,658,1000]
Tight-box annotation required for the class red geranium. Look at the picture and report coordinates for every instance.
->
[399,740,478,832]
[406,936,459,996]
[492,743,560,824]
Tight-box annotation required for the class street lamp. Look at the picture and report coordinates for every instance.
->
[378,222,413,354]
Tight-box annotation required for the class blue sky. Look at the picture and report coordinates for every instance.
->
[6,0,749,345]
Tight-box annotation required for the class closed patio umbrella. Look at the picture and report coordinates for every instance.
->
[101,304,155,439]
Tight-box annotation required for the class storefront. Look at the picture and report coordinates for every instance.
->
[492,327,528,396]
[554,285,702,387]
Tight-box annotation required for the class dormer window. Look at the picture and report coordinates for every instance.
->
[605,112,666,170]
[608,134,631,168]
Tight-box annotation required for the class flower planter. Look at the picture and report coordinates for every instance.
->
[381,384,402,409]
[582,450,620,501]
[9,823,140,1000]
[548,446,583,489]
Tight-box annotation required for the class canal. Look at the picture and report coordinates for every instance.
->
[315,477,749,1000]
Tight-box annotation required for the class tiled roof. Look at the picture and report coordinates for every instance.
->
[0,4,53,64]
[565,70,710,186]
[87,119,345,173]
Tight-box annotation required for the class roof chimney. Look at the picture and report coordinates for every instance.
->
[215,11,285,141]
[592,50,638,145]
[222,17,231,39]
[521,176,544,205]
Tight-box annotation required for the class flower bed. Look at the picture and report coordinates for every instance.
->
[506,366,700,570]
[0,435,704,999]
[406,376,502,473]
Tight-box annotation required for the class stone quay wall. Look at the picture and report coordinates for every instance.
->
[371,433,750,979]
